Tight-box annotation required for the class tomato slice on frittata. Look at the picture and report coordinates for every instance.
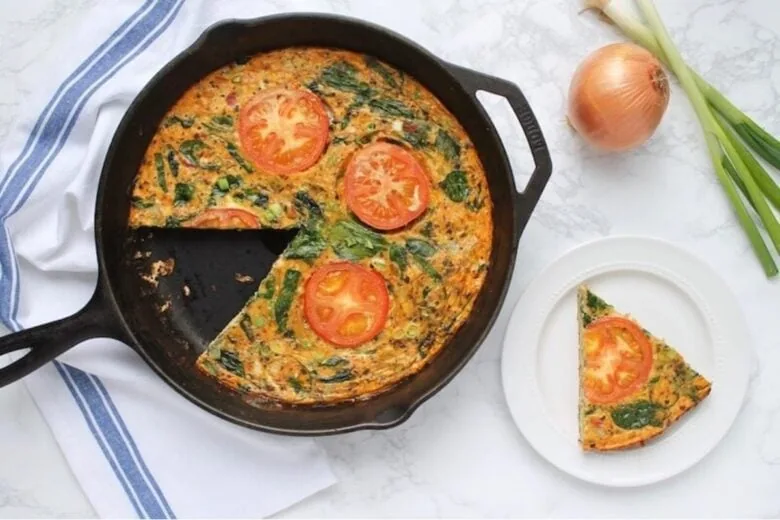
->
[577,285,712,451]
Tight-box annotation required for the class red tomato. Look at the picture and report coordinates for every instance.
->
[238,88,329,175]
[304,262,390,347]
[187,208,259,229]
[582,316,654,404]
[344,142,430,230]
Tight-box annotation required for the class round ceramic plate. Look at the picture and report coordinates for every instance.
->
[500,236,751,487]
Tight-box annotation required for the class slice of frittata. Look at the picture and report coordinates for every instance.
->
[577,284,712,451]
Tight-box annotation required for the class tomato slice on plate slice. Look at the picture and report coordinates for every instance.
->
[187,208,259,229]
[304,262,390,347]
[582,316,653,404]
[344,142,430,231]
[238,88,329,175]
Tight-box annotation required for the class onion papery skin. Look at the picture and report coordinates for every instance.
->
[568,42,670,152]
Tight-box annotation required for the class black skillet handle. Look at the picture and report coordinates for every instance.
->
[447,63,553,235]
[0,284,125,388]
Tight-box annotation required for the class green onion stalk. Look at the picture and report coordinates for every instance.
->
[585,0,780,277]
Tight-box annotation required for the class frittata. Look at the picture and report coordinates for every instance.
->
[127,48,494,404]
[577,285,712,451]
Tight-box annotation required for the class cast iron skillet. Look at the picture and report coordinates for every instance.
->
[0,14,552,434]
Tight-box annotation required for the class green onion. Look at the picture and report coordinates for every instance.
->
[586,0,780,277]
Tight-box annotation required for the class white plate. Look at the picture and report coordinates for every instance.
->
[500,236,751,487]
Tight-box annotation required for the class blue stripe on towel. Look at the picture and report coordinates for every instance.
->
[1,1,185,517]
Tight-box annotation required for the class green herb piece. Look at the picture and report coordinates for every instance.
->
[364,55,397,88]
[218,350,244,376]
[288,377,304,393]
[610,400,663,430]
[294,191,323,222]
[215,174,241,193]
[400,120,429,148]
[262,202,283,223]
[173,183,195,206]
[583,405,597,416]
[284,227,326,260]
[165,216,182,228]
[203,114,234,133]
[239,314,254,341]
[180,139,219,170]
[259,275,275,299]
[319,61,374,97]
[155,153,167,192]
[240,188,266,208]
[417,332,436,357]
[406,238,436,258]
[368,98,415,118]
[440,170,470,202]
[131,197,155,209]
[649,375,660,384]
[274,269,301,332]
[226,141,254,172]
[332,136,349,145]
[328,220,388,260]
[165,145,179,177]
[581,312,593,327]
[421,222,434,238]
[318,369,354,383]
[389,244,408,272]
[164,115,194,128]
[466,197,485,212]
[435,129,461,164]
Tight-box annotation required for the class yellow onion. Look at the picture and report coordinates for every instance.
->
[567,42,670,152]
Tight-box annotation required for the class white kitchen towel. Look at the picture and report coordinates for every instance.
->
[0,0,345,517]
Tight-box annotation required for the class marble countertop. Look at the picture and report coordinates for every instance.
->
[1,0,779,517]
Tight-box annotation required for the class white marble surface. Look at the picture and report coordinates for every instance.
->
[1,0,780,517]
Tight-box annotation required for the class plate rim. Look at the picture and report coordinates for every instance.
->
[500,234,752,487]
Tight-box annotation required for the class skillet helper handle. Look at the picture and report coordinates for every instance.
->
[447,64,553,233]
[0,286,122,387]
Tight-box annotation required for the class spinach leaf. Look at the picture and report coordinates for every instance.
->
[294,191,323,222]
[611,401,663,430]
[417,332,436,358]
[319,61,374,97]
[239,314,255,341]
[339,98,368,130]
[164,115,194,128]
[180,139,219,170]
[364,55,397,88]
[259,275,275,299]
[320,356,349,367]
[328,220,388,260]
[400,120,429,148]
[439,170,470,202]
[318,369,354,383]
[368,98,414,118]
[274,269,301,332]
[406,238,436,258]
[173,183,195,205]
[586,291,609,312]
[284,227,326,260]
[581,311,593,327]
[389,244,408,272]
[218,350,244,376]
[435,129,461,164]
[225,141,254,172]
[203,114,234,132]
[155,153,167,192]
[406,239,440,281]
[131,197,154,209]
[165,145,179,177]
